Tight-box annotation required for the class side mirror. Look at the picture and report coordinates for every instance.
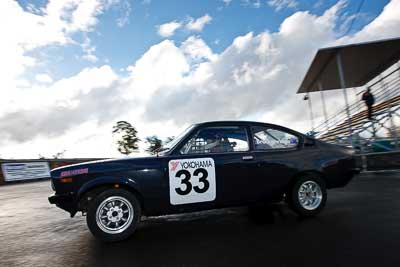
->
[304,138,315,147]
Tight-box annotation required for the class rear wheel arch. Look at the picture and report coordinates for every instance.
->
[287,170,325,191]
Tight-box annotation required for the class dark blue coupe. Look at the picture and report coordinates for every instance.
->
[49,121,359,242]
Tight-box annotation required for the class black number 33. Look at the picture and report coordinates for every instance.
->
[193,168,209,193]
[175,168,210,195]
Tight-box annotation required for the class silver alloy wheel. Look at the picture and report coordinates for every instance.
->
[298,181,323,210]
[96,196,134,234]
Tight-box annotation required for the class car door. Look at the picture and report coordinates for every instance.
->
[165,124,257,213]
[250,125,301,200]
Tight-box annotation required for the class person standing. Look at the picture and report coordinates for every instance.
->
[362,88,375,120]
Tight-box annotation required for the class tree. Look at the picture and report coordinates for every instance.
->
[145,135,163,155]
[52,150,66,159]
[112,121,140,155]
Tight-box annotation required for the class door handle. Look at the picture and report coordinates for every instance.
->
[242,155,254,161]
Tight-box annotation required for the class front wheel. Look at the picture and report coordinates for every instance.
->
[287,175,327,217]
[86,189,141,242]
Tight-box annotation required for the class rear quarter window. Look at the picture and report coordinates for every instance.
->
[251,126,299,150]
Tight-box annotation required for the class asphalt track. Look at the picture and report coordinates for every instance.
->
[1,172,400,267]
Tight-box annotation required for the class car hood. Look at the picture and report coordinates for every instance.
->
[50,156,163,178]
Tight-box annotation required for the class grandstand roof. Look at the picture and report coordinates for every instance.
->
[297,37,400,94]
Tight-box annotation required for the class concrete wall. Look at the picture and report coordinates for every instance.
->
[0,158,106,185]
[363,151,400,171]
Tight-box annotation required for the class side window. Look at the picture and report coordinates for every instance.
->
[251,126,299,150]
[180,126,249,154]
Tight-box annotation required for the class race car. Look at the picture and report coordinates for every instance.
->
[49,121,359,242]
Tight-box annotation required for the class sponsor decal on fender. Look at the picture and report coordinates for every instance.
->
[60,168,89,177]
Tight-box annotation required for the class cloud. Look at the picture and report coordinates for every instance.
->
[186,14,213,31]
[64,0,105,33]
[242,0,261,8]
[0,0,121,90]
[0,65,120,143]
[2,0,400,158]
[157,20,182,37]
[313,0,324,9]
[81,35,98,62]
[125,40,189,99]
[223,0,233,6]
[141,0,400,131]
[114,0,132,27]
[82,54,99,62]
[0,0,108,120]
[337,0,400,43]
[35,74,53,84]
[157,14,212,38]
[267,0,299,11]
[180,36,217,63]
[338,12,368,34]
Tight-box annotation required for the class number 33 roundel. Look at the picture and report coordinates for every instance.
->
[169,158,216,205]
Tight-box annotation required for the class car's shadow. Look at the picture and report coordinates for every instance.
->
[76,204,331,267]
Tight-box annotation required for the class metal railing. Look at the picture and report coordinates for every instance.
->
[312,62,400,153]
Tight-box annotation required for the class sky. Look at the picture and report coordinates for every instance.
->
[0,0,399,159]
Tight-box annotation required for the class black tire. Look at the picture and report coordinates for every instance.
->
[86,188,141,242]
[287,174,327,217]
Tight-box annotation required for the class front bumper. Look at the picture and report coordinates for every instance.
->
[48,193,77,217]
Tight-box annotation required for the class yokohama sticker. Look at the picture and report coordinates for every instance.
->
[169,158,216,205]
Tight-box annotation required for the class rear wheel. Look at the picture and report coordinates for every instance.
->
[86,189,141,242]
[287,174,327,217]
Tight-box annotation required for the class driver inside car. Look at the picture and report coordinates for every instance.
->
[204,135,222,152]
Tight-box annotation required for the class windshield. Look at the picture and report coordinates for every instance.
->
[161,124,196,152]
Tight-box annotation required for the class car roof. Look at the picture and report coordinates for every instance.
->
[196,120,285,128]
[195,120,304,136]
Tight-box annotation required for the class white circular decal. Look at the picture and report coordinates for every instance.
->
[168,158,216,205]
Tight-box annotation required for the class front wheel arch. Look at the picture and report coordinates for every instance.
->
[86,188,142,242]
[77,179,144,213]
